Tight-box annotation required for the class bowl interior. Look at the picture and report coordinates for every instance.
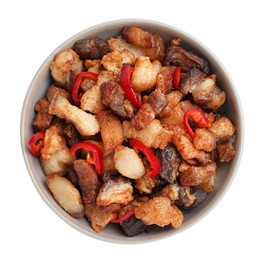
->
[21,19,244,244]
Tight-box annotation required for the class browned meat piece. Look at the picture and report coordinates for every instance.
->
[63,123,80,148]
[179,162,216,186]
[121,27,165,62]
[47,84,72,103]
[209,116,236,141]
[217,143,236,162]
[160,100,195,125]
[96,110,124,155]
[192,76,226,110]
[80,78,97,92]
[135,174,156,194]
[122,26,157,48]
[165,43,210,75]
[179,67,206,94]
[73,37,111,60]
[100,80,134,118]
[65,165,79,188]
[156,66,176,94]
[146,91,168,114]
[131,103,155,130]
[96,175,133,206]
[131,91,168,130]
[173,135,211,165]
[134,196,183,228]
[85,203,117,233]
[73,160,100,204]
[156,144,181,183]
[109,34,165,62]
[33,98,53,131]
[193,128,216,152]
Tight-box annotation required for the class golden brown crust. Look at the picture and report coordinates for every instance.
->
[134,197,183,228]
[96,110,124,155]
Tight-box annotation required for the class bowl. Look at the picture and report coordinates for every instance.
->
[20,19,244,244]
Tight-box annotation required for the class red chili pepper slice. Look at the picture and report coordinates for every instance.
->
[111,207,135,223]
[129,139,161,179]
[71,71,98,106]
[183,108,212,139]
[69,141,103,175]
[28,131,45,157]
[120,64,142,109]
[173,66,181,88]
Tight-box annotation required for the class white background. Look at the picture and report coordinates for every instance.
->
[1,0,262,259]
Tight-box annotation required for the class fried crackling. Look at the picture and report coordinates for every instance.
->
[179,162,217,187]
[50,49,83,91]
[46,173,84,218]
[96,175,133,206]
[173,135,210,165]
[134,196,183,228]
[192,76,226,110]
[209,116,236,140]
[122,26,158,49]
[113,145,145,179]
[193,128,216,152]
[80,83,105,114]
[131,56,161,92]
[40,149,74,175]
[101,50,135,74]
[49,93,100,137]
[123,119,163,148]
[85,203,117,233]
[33,98,53,131]
[108,35,165,62]
[40,122,66,160]
[96,110,124,155]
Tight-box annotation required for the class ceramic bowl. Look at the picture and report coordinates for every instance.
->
[20,19,244,244]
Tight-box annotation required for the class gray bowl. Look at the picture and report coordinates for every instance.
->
[20,19,244,244]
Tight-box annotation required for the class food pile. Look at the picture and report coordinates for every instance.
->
[28,26,236,236]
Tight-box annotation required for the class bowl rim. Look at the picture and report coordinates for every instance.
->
[20,18,244,244]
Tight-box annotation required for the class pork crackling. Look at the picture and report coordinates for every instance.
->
[28,25,237,238]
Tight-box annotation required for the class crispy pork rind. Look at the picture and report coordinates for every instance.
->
[50,49,83,91]
[134,196,183,228]
[85,203,117,233]
[113,145,145,179]
[101,49,135,74]
[96,175,133,206]
[40,122,74,175]
[46,173,84,218]
[173,134,211,165]
[48,93,100,137]
[123,119,163,148]
[80,83,105,114]
[179,162,217,187]
[109,27,165,62]
[40,122,66,160]
[40,149,74,175]
[96,110,124,155]
[131,56,161,92]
